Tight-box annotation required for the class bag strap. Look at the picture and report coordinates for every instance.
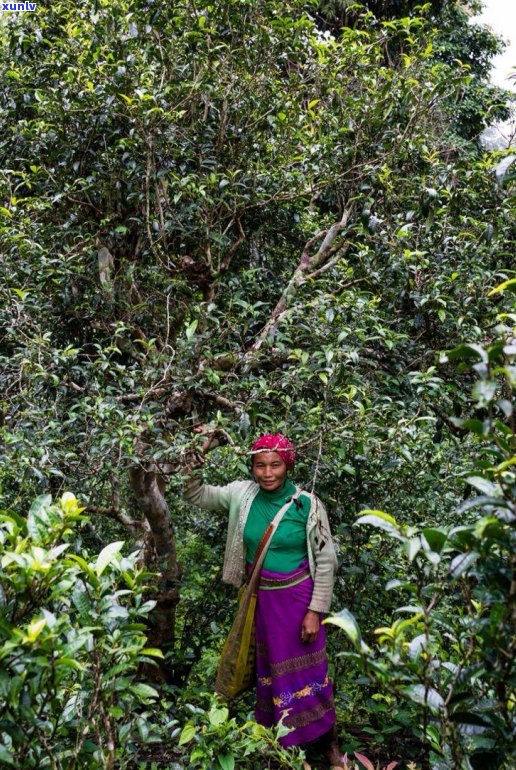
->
[246,487,302,588]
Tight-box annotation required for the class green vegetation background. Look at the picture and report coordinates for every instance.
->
[0,1,514,769]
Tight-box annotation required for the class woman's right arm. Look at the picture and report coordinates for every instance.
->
[183,472,235,513]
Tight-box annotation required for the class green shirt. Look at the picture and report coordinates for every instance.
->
[184,475,338,612]
[243,480,310,573]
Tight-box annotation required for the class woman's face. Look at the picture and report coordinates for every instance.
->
[252,451,287,492]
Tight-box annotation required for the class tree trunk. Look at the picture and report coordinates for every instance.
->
[128,466,179,682]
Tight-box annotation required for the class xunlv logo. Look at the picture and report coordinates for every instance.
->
[1,2,37,9]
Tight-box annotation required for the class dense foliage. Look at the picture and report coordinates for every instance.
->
[0,493,163,769]
[0,0,514,768]
[327,301,516,769]
[317,0,509,138]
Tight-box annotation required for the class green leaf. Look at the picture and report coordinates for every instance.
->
[474,517,501,539]
[405,536,421,562]
[209,706,229,727]
[324,608,370,652]
[27,495,53,543]
[48,543,70,561]
[356,509,398,526]
[11,288,29,301]
[354,511,403,540]
[56,657,85,671]
[495,155,516,186]
[218,753,235,770]
[130,683,159,703]
[466,476,497,496]
[448,525,476,549]
[66,554,100,587]
[140,648,164,659]
[488,277,516,295]
[450,418,488,436]
[185,319,199,340]
[444,343,488,364]
[71,585,93,621]
[0,746,15,765]
[422,528,447,554]
[408,633,426,660]
[60,491,82,513]
[449,551,479,578]
[402,684,444,713]
[472,380,496,407]
[178,722,196,745]
[95,541,124,576]
[27,618,46,641]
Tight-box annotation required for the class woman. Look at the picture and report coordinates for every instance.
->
[184,433,344,766]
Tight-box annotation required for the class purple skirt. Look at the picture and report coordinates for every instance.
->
[253,561,335,747]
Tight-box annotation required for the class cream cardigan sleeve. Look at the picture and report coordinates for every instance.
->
[183,473,237,513]
[307,497,338,614]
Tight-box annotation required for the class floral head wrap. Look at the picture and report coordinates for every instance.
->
[251,433,296,469]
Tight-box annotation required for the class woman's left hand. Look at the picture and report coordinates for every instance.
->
[301,610,320,644]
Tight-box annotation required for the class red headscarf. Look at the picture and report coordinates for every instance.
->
[251,433,296,469]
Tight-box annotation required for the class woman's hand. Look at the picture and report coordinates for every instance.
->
[301,610,320,644]
[182,448,205,474]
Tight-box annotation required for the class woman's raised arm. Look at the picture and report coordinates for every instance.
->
[183,471,236,513]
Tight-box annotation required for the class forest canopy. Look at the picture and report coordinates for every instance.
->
[0,1,514,769]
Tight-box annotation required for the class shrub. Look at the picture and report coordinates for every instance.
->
[0,492,163,769]
[175,692,306,770]
[326,299,516,770]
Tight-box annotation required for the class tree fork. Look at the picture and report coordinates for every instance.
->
[250,206,353,352]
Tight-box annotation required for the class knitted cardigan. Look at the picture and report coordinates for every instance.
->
[184,475,338,613]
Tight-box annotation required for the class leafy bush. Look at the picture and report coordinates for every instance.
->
[175,692,306,770]
[0,492,164,769]
[326,283,516,770]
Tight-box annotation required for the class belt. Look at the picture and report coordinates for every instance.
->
[259,567,310,591]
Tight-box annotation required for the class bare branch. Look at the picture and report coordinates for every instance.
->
[193,389,243,413]
[331,277,369,296]
[304,243,350,282]
[249,206,353,352]
[200,348,291,372]
[219,218,245,273]
[85,504,141,533]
